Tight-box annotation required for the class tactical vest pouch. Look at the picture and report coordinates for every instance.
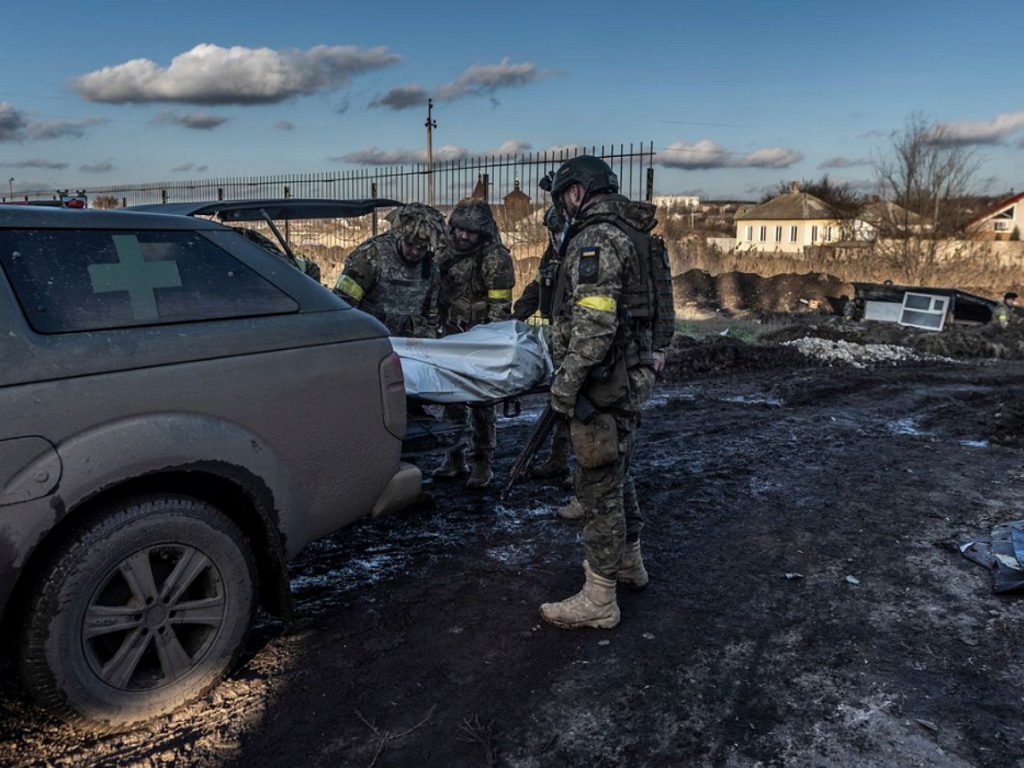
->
[570,412,619,468]
[538,262,559,319]
[582,349,630,409]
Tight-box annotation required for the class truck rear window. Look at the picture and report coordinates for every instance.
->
[0,228,298,333]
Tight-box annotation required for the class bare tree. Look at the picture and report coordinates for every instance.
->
[91,195,121,209]
[873,114,981,283]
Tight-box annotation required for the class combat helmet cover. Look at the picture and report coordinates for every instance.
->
[448,199,500,241]
[386,202,447,251]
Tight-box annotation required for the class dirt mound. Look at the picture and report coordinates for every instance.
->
[673,269,855,314]
[761,320,1024,360]
[663,333,810,381]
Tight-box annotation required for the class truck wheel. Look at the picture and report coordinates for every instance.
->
[19,495,256,731]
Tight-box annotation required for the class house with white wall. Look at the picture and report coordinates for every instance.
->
[967,191,1024,240]
[735,182,842,253]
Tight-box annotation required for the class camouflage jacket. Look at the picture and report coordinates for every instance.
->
[550,195,657,407]
[333,232,440,338]
[437,240,515,332]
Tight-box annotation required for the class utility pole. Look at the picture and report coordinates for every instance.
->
[425,98,436,206]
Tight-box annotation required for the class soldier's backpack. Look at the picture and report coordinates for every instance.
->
[573,214,676,351]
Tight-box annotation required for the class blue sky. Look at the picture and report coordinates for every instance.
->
[2,0,1022,200]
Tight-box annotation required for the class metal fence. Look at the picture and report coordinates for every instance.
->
[3,142,655,288]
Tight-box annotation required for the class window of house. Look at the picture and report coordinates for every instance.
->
[744,225,753,241]
[995,221,1010,232]
[827,225,834,241]
[0,228,298,334]
[789,226,798,242]
[811,225,819,243]
[994,207,1014,219]
[759,226,767,242]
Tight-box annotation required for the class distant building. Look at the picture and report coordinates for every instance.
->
[735,181,842,253]
[853,197,924,241]
[654,194,700,209]
[503,179,531,221]
[966,190,1024,240]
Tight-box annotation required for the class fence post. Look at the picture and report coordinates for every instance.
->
[371,182,378,236]
[482,173,490,203]
[217,187,224,201]
[161,189,168,204]
[283,185,290,242]
[645,167,654,203]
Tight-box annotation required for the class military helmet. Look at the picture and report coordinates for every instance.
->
[542,205,565,233]
[448,199,498,240]
[549,155,619,201]
[386,202,447,251]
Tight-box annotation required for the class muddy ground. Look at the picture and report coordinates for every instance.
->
[3,343,1024,767]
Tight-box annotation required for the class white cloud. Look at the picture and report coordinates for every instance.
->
[80,160,114,173]
[153,110,228,130]
[434,58,560,103]
[170,163,209,173]
[659,140,803,170]
[369,83,428,110]
[334,144,469,165]
[2,158,69,169]
[485,140,532,156]
[369,58,560,110]
[0,101,105,142]
[818,155,871,169]
[930,111,1024,145]
[74,43,401,106]
[335,139,533,166]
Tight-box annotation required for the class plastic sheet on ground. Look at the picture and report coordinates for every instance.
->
[391,320,552,404]
[959,520,1024,593]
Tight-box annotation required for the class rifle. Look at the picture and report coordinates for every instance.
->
[501,393,596,500]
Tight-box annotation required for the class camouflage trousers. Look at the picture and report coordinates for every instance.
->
[573,366,656,579]
[443,403,496,461]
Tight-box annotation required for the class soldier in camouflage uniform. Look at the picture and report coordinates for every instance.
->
[992,292,1018,329]
[513,206,574,486]
[432,199,516,489]
[538,156,660,630]
[333,203,446,338]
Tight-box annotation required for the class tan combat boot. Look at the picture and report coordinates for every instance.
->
[432,448,468,480]
[556,496,584,520]
[539,561,620,629]
[618,540,648,589]
[465,457,493,489]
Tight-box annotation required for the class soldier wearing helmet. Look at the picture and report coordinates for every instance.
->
[513,205,566,322]
[333,202,446,338]
[511,205,574,485]
[538,155,661,631]
[432,199,516,489]
[992,291,1019,329]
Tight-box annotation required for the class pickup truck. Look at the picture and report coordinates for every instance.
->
[0,203,420,730]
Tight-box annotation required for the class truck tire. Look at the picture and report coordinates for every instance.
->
[19,495,256,731]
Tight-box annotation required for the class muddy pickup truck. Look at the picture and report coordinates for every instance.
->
[0,204,420,730]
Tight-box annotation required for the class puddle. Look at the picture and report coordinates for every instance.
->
[959,440,989,449]
[886,418,929,437]
[721,395,784,407]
